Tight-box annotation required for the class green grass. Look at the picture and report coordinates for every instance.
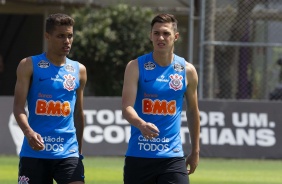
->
[190,158,282,184]
[0,155,281,184]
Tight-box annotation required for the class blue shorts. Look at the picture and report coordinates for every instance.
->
[18,157,85,184]
[123,156,189,184]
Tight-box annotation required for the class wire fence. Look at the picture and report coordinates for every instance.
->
[197,0,282,101]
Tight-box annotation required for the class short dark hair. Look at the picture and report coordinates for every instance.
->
[45,13,74,33]
[151,14,178,32]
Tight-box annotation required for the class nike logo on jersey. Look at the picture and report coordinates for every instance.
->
[39,77,49,81]
[144,78,155,82]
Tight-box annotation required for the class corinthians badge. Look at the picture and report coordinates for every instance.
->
[169,74,183,91]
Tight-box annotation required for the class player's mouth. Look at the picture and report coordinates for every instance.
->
[157,43,165,47]
[63,46,70,52]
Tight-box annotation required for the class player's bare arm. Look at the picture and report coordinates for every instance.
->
[122,59,159,139]
[74,63,87,154]
[184,61,200,174]
[13,57,45,151]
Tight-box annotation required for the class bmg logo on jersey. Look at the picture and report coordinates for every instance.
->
[142,98,176,115]
[35,99,71,117]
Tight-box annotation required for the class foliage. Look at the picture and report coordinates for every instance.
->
[70,4,154,96]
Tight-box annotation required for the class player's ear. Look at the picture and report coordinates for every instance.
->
[45,32,50,40]
[174,32,179,42]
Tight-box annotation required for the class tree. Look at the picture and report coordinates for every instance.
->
[70,4,154,96]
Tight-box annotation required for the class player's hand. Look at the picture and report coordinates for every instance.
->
[26,130,45,151]
[186,151,199,175]
[139,122,159,139]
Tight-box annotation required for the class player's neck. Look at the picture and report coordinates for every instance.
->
[45,52,66,66]
[152,51,174,67]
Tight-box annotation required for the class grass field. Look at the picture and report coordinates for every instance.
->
[0,155,281,184]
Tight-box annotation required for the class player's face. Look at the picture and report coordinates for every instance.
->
[45,25,73,56]
[150,22,179,53]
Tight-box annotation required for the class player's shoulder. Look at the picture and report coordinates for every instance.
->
[78,62,86,73]
[127,52,152,70]
[123,59,139,77]
[185,60,197,72]
[16,56,33,76]
[127,58,138,68]
[18,56,33,69]
[20,56,32,63]
[184,61,198,83]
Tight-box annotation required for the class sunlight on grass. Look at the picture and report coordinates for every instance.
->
[0,155,281,184]
[190,159,282,184]
[84,156,123,183]
[0,155,18,183]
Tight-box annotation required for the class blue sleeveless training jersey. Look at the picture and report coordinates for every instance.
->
[126,52,187,158]
[19,52,80,159]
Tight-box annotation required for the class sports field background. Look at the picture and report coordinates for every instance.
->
[0,155,281,184]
